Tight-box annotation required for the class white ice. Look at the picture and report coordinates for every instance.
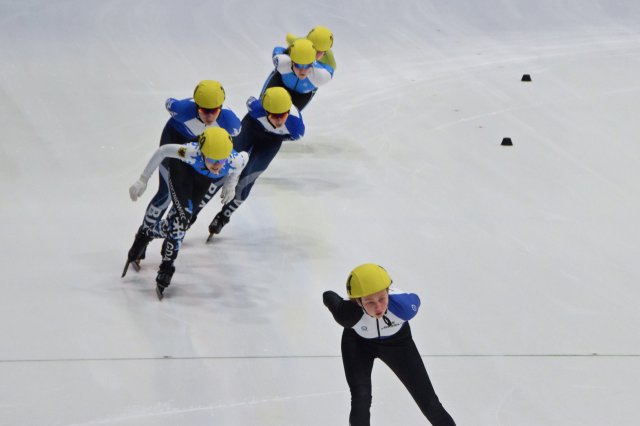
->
[1,0,640,425]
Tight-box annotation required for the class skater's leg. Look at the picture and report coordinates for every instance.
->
[140,161,171,230]
[212,139,283,234]
[378,329,455,426]
[188,178,224,229]
[156,164,212,296]
[341,330,376,426]
[155,163,195,293]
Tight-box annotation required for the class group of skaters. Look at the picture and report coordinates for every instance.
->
[123,26,456,426]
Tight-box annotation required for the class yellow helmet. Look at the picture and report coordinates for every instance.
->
[307,26,333,51]
[261,87,292,114]
[289,38,316,65]
[285,32,298,46]
[198,127,232,160]
[346,264,392,298]
[193,80,225,109]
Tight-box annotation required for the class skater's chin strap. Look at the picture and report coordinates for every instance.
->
[266,118,278,130]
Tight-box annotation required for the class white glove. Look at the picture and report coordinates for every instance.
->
[129,174,149,201]
[219,151,247,204]
[220,177,238,204]
[177,144,199,164]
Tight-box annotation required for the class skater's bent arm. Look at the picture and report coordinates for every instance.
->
[273,53,293,75]
[323,291,362,328]
[308,66,333,87]
[230,151,249,174]
[388,292,421,321]
[319,50,336,71]
[140,144,195,179]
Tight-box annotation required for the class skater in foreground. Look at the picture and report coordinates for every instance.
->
[124,127,247,299]
[323,264,456,426]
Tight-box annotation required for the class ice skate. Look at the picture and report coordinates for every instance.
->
[122,230,153,277]
[207,211,230,242]
[155,261,175,300]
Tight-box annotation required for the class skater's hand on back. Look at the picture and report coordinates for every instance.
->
[129,175,149,201]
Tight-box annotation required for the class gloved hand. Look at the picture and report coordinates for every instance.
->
[219,151,247,204]
[246,96,257,106]
[220,177,238,204]
[129,174,149,201]
[177,144,199,164]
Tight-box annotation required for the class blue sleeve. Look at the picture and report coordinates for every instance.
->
[315,61,335,76]
[285,114,305,140]
[272,46,286,58]
[165,98,177,113]
[217,109,242,137]
[388,293,421,321]
[246,96,263,119]
[165,98,195,122]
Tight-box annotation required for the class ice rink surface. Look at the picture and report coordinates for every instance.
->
[1,0,640,424]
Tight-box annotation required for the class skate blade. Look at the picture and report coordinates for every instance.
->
[121,260,130,278]
[156,285,164,300]
[206,232,214,243]
[122,260,142,278]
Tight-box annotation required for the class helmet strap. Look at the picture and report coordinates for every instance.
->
[356,299,368,316]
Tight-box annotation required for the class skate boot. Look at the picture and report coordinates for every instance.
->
[207,211,230,242]
[155,261,175,300]
[128,229,152,262]
[122,229,153,277]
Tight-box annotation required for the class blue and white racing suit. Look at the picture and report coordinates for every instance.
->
[260,46,334,111]
[216,95,305,222]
